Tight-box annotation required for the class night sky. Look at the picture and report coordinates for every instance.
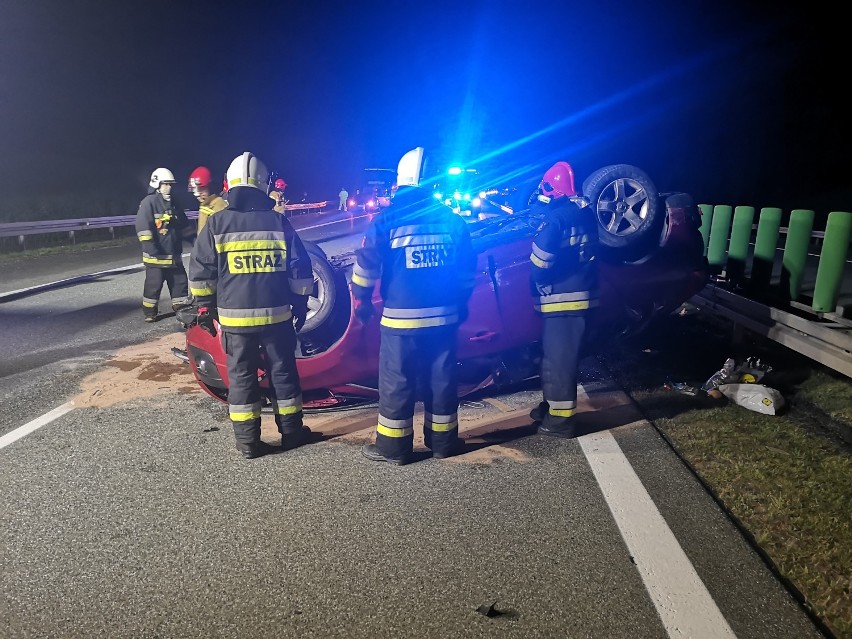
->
[0,0,847,220]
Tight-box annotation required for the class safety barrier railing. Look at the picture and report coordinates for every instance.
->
[0,202,331,249]
[698,204,851,317]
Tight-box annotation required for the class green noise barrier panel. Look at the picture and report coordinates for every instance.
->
[812,211,852,313]
[782,209,815,301]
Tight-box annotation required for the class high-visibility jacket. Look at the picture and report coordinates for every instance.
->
[188,190,313,333]
[351,187,476,333]
[197,194,228,234]
[135,192,189,268]
[529,195,599,315]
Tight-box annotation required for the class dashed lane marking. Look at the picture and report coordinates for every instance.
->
[0,402,75,450]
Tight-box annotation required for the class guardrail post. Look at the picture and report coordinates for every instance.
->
[69,230,75,246]
[781,209,814,302]
[706,204,733,274]
[18,235,25,250]
[728,205,755,286]
[812,210,852,313]
[109,226,115,240]
[698,204,713,256]
[751,207,782,289]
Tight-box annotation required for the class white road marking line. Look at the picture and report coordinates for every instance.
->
[579,429,736,638]
[0,402,75,450]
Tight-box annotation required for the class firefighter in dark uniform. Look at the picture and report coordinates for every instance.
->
[528,161,599,437]
[351,183,477,464]
[188,152,314,459]
[135,167,194,322]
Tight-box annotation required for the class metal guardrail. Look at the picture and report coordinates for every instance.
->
[0,203,332,248]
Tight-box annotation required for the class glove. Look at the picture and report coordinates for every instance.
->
[354,299,374,324]
[291,295,308,333]
[197,306,217,337]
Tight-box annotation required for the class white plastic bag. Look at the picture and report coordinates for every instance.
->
[717,383,785,415]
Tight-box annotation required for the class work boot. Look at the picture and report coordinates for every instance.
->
[529,401,548,422]
[236,440,278,460]
[280,426,314,451]
[361,443,410,466]
[432,438,465,460]
[144,313,158,323]
[537,423,579,439]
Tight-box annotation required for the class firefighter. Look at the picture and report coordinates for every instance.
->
[269,178,288,214]
[135,167,193,322]
[338,187,349,211]
[351,182,477,464]
[188,152,314,459]
[189,166,228,234]
[528,161,600,437]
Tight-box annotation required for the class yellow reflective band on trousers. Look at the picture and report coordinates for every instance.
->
[424,412,458,432]
[351,272,376,288]
[538,300,590,313]
[143,255,176,266]
[274,396,303,415]
[230,402,262,422]
[550,407,575,418]
[549,399,576,418]
[377,415,414,438]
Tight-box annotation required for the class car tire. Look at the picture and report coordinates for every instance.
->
[582,164,662,258]
[302,242,338,334]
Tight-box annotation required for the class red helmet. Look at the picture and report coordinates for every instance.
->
[188,166,212,193]
[274,178,287,190]
[539,161,577,198]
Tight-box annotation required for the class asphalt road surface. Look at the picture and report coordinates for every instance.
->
[0,212,825,638]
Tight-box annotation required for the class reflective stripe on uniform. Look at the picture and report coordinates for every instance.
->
[424,412,458,433]
[142,297,157,308]
[351,263,379,288]
[530,242,556,268]
[212,230,288,253]
[142,253,176,266]
[390,232,453,249]
[218,305,293,328]
[230,402,262,422]
[548,399,576,418]
[380,305,458,329]
[137,230,154,241]
[273,395,303,416]
[535,291,597,314]
[189,279,217,297]
[389,224,452,244]
[377,414,414,438]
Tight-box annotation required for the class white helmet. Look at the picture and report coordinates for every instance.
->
[226,152,269,192]
[149,168,176,189]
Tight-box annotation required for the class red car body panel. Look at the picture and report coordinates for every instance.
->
[184,195,708,405]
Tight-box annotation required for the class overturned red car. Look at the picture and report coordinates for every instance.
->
[177,164,709,408]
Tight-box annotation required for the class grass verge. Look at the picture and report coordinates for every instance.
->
[597,309,852,639]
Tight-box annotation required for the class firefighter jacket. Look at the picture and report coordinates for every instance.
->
[187,188,313,334]
[197,194,228,234]
[529,195,599,316]
[351,187,477,334]
[135,192,190,268]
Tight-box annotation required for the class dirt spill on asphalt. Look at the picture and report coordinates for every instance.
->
[74,333,200,408]
[73,333,535,463]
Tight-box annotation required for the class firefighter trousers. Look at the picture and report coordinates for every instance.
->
[223,324,303,446]
[540,314,587,431]
[376,328,459,459]
[141,265,191,317]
